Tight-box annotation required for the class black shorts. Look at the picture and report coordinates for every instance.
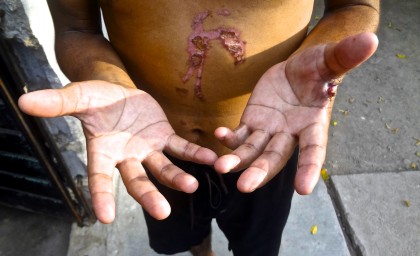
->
[143,150,298,256]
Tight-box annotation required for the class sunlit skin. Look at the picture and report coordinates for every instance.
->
[19,0,379,223]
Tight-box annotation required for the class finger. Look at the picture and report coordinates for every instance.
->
[236,132,296,192]
[165,134,217,165]
[294,123,328,195]
[87,151,117,224]
[320,32,379,80]
[214,129,270,173]
[143,151,198,193]
[214,124,250,150]
[118,159,171,220]
[18,84,82,118]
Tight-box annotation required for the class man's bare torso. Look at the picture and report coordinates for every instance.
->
[99,0,313,154]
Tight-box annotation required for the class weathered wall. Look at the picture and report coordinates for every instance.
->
[0,0,87,179]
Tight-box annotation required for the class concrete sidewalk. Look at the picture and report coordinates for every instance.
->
[1,169,418,256]
[66,175,348,256]
[332,171,420,256]
[65,171,420,256]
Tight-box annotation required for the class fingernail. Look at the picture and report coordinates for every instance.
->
[240,172,265,192]
[228,156,241,170]
[245,181,258,192]
[215,155,241,174]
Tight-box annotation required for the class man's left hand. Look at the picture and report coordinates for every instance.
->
[214,32,378,194]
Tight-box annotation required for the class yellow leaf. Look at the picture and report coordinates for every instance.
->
[404,200,411,207]
[321,168,329,181]
[410,162,417,170]
[310,225,318,235]
[338,109,349,115]
[396,53,407,59]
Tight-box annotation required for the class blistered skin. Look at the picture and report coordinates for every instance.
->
[326,82,338,98]
[182,10,246,100]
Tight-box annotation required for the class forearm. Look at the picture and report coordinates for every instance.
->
[55,32,136,89]
[296,1,380,54]
[47,0,136,89]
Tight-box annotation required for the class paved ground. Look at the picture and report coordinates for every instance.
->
[0,0,419,255]
[65,173,348,256]
[0,205,71,256]
[325,0,420,175]
[332,172,420,256]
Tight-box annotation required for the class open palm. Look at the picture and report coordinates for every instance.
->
[215,32,378,194]
[18,81,217,222]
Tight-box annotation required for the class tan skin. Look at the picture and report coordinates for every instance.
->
[19,1,379,226]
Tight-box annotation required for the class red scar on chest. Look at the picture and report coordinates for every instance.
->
[182,10,246,100]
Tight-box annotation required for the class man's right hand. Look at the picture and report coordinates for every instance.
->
[18,81,218,223]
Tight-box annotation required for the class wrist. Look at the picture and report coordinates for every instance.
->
[84,66,137,89]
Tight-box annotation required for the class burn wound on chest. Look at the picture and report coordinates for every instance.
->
[182,10,246,100]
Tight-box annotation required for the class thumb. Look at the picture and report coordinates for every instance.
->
[321,32,379,80]
[18,84,81,118]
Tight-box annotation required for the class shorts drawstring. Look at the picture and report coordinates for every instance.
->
[206,172,222,209]
[190,170,229,230]
[218,173,229,195]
